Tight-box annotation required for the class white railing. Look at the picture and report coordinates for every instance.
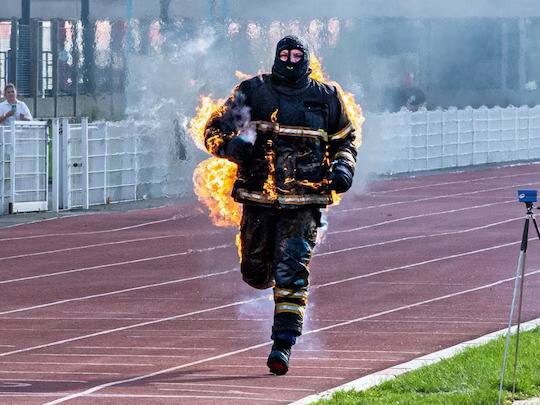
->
[58,118,174,210]
[0,121,50,214]
[360,105,540,175]
[2,105,540,215]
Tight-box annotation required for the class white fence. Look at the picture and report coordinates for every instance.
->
[0,121,49,214]
[56,118,178,211]
[360,105,540,175]
[1,118,191,215]
[2,105,540,215]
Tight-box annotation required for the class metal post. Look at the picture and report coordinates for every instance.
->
[501,21,509,91]
[518,19,527,90]
[0,127,4,214]
[9,121,16,213]
[31,19,39,117]
[81,117,89,209]
[61,117,70,209]
[103,122,108,204]
[52,19,60,118]
[51,118,60,212]
[9,18,18,86]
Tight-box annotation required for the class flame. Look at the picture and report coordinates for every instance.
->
[309,54,364,149]
[236,233,242,261]
[192,157,241,227]
[309,54,328,82]
[271,108,279,123]
[235,70,252,81]
[263,139,278,200]
[189,95,226,152]
[309,54,364,205]
[189,53,365,225]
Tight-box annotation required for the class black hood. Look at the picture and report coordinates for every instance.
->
[271,35,311,90]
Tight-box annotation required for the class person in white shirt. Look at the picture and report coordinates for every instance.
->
[0,83,33,125]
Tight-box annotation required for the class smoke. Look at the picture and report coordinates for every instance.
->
[124,24,239,198]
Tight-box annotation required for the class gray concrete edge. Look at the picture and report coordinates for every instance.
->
[290,317,540,405]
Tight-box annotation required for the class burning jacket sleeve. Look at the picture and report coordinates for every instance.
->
[327,88,357,174]
[204,81,251,159]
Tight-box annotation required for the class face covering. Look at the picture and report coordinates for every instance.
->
[271,35,311,87]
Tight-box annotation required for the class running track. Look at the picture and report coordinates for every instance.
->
[1,163,540,404]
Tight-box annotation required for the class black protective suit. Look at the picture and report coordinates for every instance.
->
[204,36,357,339]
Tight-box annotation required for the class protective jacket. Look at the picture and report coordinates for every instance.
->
[204,48,356,208]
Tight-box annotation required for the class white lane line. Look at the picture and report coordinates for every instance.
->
[364,170,540,196]
[245,357,400,362]
[0,205,515,292]
[0,378,87,383]
[32,354,190,359]
[335,181,538,214]
[322,215,518,253]
[43,270,540,404]
[0,297,264,358]
[0,267,237,316]
[0,215,182,242]
[0,232,219,262]
[0,371,121,376]
[328,200,514,236]
[4,232,516,336]
[9,393,292,402]
[212,365,372,370]
[0,243,233,285]
[0,361,153,366]
[72,346,215,351]
[314,238,523,287]
[296,349,422,354]
[153,382,314,392]
[157,387,265,396]
[176,373,344,380]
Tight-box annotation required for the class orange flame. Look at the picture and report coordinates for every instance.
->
[189,95,226,152]
[192,157,241,227]
[271,108,279,123]
[235,70,252,81]
[189,54,365,225]
[308,54,364,204]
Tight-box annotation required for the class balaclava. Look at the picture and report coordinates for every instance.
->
[271,35,311,88]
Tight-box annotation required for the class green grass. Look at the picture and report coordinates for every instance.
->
[314,327,540,405]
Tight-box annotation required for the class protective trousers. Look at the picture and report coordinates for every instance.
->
[240,205,319,336]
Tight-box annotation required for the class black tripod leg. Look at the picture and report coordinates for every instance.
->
[532,217,540,243]
[498,216,529,404]
[511,216,531,397]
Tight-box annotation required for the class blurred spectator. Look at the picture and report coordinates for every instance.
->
[383,72,426,112]
[0,83,33,125]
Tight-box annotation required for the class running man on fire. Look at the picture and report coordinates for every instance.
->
[204,35,357,375]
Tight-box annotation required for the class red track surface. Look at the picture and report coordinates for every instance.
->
[1,163,540,404]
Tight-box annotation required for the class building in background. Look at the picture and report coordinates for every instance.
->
[0,0,539,119]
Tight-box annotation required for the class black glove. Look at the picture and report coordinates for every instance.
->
[224,133,254,164]
[329,162,354,193]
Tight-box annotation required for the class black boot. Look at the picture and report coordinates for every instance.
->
[267,342,291,375]
[267,330,296,375]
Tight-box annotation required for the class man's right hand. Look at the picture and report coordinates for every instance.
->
[225,132,255,164]
[5,109,15,118]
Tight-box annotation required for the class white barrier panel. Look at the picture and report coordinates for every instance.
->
[0,121,50,214]
[360,105,540,175]
[60,119,172,210]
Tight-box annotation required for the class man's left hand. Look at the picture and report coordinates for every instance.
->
[329,163,353,193]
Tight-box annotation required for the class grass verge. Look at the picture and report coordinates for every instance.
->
[314,326,540,405]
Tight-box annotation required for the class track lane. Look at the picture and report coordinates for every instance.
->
[1,164,540,403]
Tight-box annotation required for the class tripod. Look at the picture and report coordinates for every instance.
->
[497,197,540,405]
